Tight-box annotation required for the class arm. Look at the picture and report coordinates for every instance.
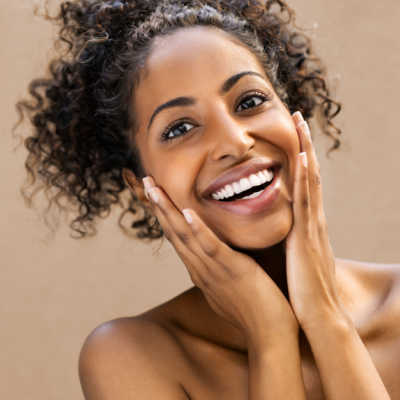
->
[79,318,189,400]
[248,332,307,400]
[286,113,391,400]
[303,313,390,400]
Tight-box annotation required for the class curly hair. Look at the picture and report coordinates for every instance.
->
[14,0,342,240]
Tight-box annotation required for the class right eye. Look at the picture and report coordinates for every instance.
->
[160,120,196,142]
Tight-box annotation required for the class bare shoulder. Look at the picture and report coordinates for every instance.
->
[337,257,400,340]
[79,315,189,400]
[337,257,400,294]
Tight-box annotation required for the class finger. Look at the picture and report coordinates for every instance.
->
[147,190,210,286]
[147,182,257,282]
[181,208,258,281]
[292,112,325,219]
[293,152,311,235]
[147,184,226,281]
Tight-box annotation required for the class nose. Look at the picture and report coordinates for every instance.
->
[209,117,255,161]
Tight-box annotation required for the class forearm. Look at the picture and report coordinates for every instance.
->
[304,313,391,400]
[247,333,307,399]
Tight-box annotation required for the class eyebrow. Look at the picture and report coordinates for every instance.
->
[147,71,266,131]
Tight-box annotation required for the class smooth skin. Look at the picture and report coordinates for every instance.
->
[79,26,400,399]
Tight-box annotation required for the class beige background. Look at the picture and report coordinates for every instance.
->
[1,0,399,398]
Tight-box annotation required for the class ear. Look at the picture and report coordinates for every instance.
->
[122,168,149,205]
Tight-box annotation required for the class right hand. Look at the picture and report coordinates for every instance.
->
[143,176,299,345]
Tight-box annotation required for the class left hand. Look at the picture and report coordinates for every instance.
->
[285,112,349,330]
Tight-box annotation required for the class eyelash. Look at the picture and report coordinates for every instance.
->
[160,91,271,142]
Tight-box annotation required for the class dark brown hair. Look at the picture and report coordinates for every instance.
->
[15,0,342,240]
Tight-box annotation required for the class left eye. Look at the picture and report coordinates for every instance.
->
[236,94,267,112]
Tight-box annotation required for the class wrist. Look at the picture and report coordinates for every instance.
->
[300,306,355,338]
[247,326,300,357]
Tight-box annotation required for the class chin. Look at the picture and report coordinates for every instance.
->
[214,210,293,252]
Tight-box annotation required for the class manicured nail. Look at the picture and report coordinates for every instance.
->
[300,152,308,168]
[148,187,159,203]
[182,209,193,224]
[299,120,312,140]
[293,111,304,125]
[142,176,153,200]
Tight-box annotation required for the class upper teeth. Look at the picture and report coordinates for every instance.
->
[211,168,274,200]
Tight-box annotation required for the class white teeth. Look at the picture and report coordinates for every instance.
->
[239,178,251,192]
[249,174,261,186]
[211,193,219,200]
[241,189,264,200]
[257,171,265,181]
[263,169,273,181]
[211,167,275,200]
[232,181,241,195]
[225,184,234,197]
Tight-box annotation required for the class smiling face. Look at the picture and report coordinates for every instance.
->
[131,26,301,250]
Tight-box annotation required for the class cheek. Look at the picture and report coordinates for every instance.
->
[154,161,195,209]
[264,109,300,175]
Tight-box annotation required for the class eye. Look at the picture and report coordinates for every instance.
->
[161,120,196,142]
[236,92,269,112]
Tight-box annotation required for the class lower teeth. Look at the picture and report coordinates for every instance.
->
[241,189,264,200]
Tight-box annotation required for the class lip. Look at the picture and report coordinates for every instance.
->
[202,157,282,199]
[206,167,282,216]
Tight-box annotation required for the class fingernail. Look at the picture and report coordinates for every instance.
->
[148,187,159,204]
[182,209,193,224]
[300,152,308,168]
[143,176,153,190]
[293,111,304,125]
[299,121,312,140]
[142,176,154,201]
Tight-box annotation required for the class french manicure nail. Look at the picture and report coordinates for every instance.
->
[142,176,153,191]
[299,121,311,140]
[148,187,159,203]
[293,111,304,125]
[182,209,193,224]
[300,152,308,168]
[142,176,153,200]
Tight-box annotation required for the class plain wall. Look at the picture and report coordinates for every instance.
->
[1,0,399,398]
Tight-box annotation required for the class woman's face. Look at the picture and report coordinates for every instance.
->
[132,26,301,250]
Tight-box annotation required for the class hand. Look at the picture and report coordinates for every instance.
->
[140,177,299,345]
[285,112,349,330]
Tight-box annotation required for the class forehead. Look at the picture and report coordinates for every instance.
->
[134,26,269,123]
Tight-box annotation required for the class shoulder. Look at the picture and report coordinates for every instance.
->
[78,315,189,399]
[337,258,400,340]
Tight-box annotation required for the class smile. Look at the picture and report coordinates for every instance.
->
[211,168,274,201]
[207,166,282,216]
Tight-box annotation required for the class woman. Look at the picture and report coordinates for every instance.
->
[17,0,400,398]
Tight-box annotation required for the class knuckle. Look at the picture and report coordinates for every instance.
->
[203,242,219,258]
[301,198,309,209]
[176,230,191,245]
[313,171,321,186]
[221,264,236,279]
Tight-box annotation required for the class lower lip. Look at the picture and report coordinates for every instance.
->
[207,168,281,216]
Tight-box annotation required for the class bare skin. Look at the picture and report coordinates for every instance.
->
[79,26,400,399]
[79,261,400,399]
